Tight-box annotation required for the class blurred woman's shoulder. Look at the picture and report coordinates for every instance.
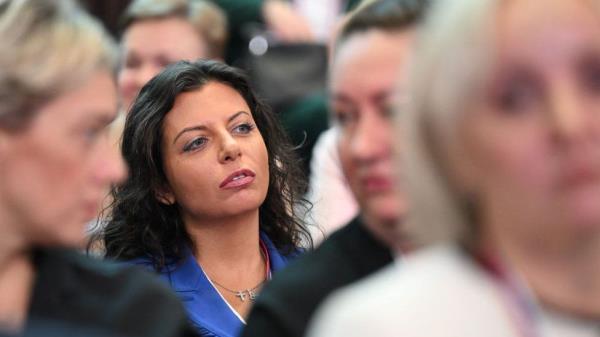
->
[308,245,517,337]
[28,248,195,337]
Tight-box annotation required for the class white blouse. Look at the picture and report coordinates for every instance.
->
[307,245,600,337]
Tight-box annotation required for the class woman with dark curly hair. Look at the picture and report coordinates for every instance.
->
[98,59,312,336]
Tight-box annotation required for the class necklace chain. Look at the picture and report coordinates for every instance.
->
[475,250,540,337]
[206,241,271,303]
[211,278,266,302]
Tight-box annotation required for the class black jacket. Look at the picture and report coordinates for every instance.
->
[241,216,393,337]
[22,248,197,337]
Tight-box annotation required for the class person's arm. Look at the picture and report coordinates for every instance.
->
[210,0,315,64]
[213,0,314,41]
[261,0,314,42]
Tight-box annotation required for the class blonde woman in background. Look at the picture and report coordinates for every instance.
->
[309,0,600,336]
[0,1,195,336]
[106,0,227,148]
[117,0,228,112]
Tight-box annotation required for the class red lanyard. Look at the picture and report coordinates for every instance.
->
[474,251,541,337]
[259,240,271,280]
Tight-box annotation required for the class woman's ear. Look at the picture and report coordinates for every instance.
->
[155,186,175,205]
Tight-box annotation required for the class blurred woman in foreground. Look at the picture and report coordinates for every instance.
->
[0,1,194,336]
[309,0,600,336]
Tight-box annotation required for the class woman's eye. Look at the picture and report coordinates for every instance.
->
[493,80,539,114]
[233,123,255,134]
[85,128,100,139]
[381,104,396,119]
[183,137,207,152]
[579,57,600,94]
[155,55,173,68]
[83,125,105,145]
[333,109,356,128]
[123,55,140,69]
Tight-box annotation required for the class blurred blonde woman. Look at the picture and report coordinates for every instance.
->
[0,1,194,335]
[309,0,600,336]
[118,0,227,111]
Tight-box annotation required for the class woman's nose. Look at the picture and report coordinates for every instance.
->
[218,134,242,163]
[547,82,595,145]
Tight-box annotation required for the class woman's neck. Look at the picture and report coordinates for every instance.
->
[484,220,600,319]
[0,210,34,332]
[0,253,34,333]
[184,209,264,281]
[0,201,26,260]
[184,210,266,318]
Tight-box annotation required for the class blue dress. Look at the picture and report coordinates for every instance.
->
[128,232,299,337]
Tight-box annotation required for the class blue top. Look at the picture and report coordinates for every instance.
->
[128,232,299,337]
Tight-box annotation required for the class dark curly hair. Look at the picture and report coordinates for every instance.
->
[95,59,312,270]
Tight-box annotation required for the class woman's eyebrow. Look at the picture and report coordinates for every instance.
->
[173,125,208,145]
[228,110,251,123]
[172,111,251,145]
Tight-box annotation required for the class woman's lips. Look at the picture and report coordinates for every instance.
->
[361,175,394,193]
[220,169,256,189]
[560,164,600,190]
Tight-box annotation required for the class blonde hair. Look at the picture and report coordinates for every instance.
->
[0,0,117,130]
[402,0,600,249]
[122,0,228,59]
[400,0,500,247]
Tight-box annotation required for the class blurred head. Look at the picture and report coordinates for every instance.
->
[0,0,126,247]
[330,0,429,249]
[117,0,227,110]
[102,60,311,268]
[404,0,600,249]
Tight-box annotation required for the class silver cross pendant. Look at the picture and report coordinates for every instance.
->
[236,291,246,302]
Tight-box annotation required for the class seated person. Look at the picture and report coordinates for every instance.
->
[240,1,429,336]
[0,1,195,336]
[99,59,312,337]
[118,0,228,112]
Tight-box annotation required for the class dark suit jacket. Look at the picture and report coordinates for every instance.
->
[240,216,393,337]
[22,248,197,337]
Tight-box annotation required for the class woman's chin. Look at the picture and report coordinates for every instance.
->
[363,196,406,224]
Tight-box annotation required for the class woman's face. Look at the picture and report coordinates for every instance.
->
[0,70,127,246]
[118,17,207,111]
[455,0,600,243]
[159,82,270,223]
[330,30,413,245]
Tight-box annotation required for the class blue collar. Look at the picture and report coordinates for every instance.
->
[158,232,294,337]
